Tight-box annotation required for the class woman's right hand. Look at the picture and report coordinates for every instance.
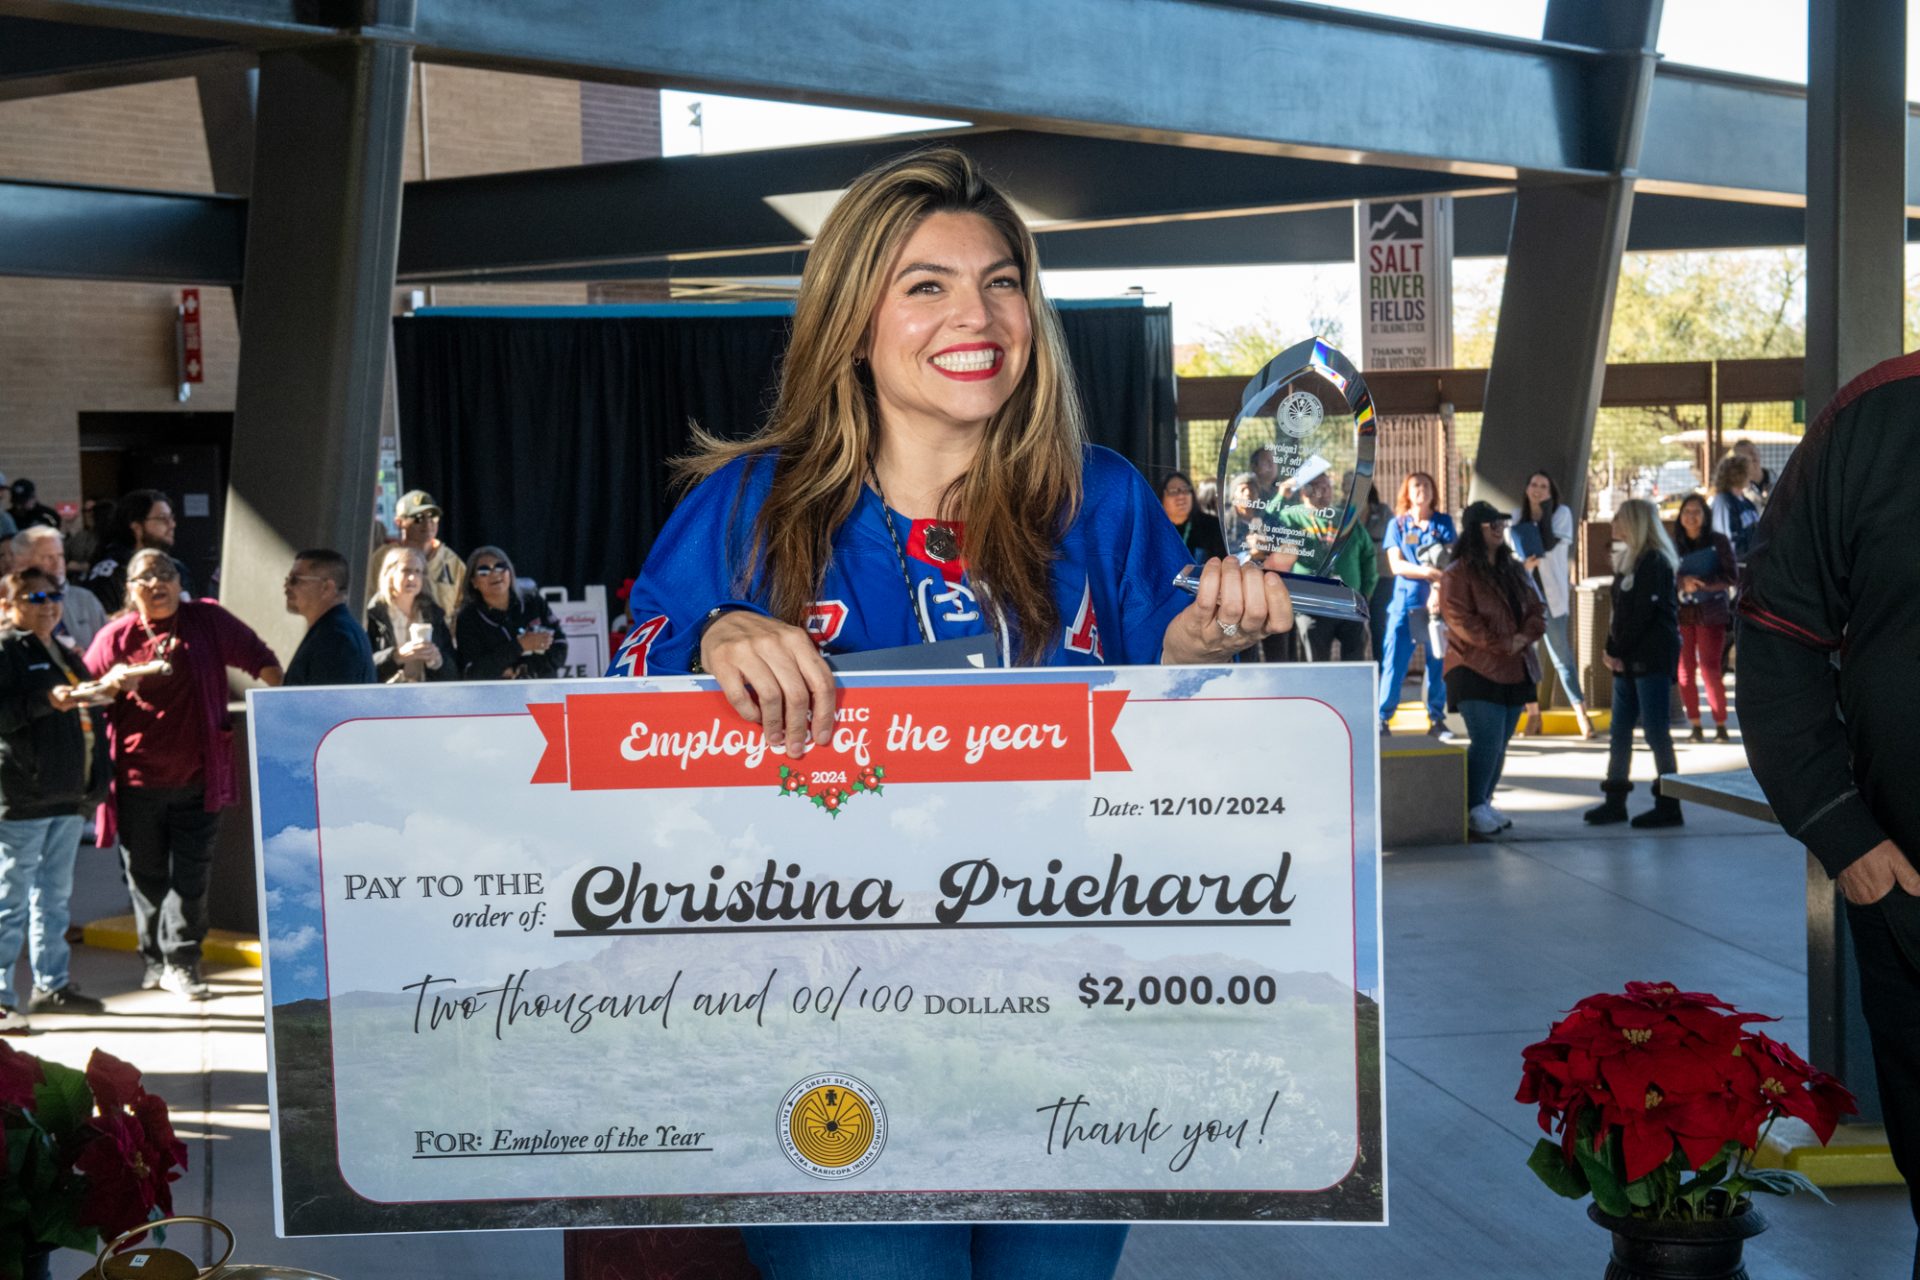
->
[699,610,837,759]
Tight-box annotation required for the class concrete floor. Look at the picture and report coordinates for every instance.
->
[9,726,1914,1279]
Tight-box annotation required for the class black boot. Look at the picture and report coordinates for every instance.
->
[1687,723,1705,743]
[1632,787,1685,829]
[1585,780,1631,825]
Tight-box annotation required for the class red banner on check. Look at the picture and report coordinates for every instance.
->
[528,684,1131,790]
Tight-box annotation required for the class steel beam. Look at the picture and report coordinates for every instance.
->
[1469,0,1663,517]
[1805,0,1906,413]
[397,130,1505,283]
[0,178,242,281]
[222,39,410,655]
[0,16,244,97]
[9,0,1640,175]
[195,62,256,195]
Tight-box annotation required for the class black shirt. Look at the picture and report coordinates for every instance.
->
[286,602,378,687]
[1741,353,1920,877]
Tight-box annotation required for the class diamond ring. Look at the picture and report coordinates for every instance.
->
[1218,621,1240,638]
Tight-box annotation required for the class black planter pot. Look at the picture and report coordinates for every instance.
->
[1588,1203,1768,1280]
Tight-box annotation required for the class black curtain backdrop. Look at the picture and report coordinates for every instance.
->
[393,304,1174,600]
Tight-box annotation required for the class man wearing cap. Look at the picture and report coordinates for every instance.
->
[1274,458,1377,662]
[392,490,466,619]
[8,481,59,533]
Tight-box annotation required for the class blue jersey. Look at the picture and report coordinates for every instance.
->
[612,446,1193,675]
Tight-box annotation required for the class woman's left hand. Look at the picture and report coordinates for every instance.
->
[1605,655,1625,673]
[1161,558,1294,664]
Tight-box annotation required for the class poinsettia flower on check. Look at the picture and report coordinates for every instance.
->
[1517,982,1857,1220]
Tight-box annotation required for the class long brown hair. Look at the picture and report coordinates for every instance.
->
[675,147,1085,664]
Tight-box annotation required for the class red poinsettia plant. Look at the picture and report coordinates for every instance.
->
[1517,982,1857,1220]
[0,1041,187,1278]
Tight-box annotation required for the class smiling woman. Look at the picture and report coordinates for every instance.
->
[612,146,1298,1278]
[615,148,1294,735]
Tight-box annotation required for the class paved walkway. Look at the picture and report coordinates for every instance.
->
[10,727,1913,1278]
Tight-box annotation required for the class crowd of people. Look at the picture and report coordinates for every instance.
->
[1156,442,1777,840]
[0,484,568,1030]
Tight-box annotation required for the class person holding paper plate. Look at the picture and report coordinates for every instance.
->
[613,146,1294,1277]
[1508,470,1595,739]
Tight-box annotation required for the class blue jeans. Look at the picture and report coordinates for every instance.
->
[1376,601,1444,726]
[1607,672,1679,786]
[1538,611,1584,707]
[1458,700,1519,810]
[0,814,85,1007]
[741,1225,1129,1280]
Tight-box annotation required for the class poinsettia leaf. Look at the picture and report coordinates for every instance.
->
[1734,1167,1831,1203]
[1576,1131,1632,1218]
[27,1196,97,1254]
[1526,1139,1590,1199]
[1624,1175,1655,1207]
[31,1059,92,1136]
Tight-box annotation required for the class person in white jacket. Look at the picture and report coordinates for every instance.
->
[1508,471,1597,738]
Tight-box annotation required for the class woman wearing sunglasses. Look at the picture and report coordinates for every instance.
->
[454,546,569,680]
[0,568,143,1030]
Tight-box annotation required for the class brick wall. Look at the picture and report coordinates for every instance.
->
[0,81,229,511]
[0,68,616,515]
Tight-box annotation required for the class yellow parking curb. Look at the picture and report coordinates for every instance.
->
[1755,1119,1904,1187]
[81,914,262,969]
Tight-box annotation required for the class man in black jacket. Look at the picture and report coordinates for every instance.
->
[1740,352,1920,1272]
[84,489,191,612]
[283,550,376,687]
[0,567,130,1029]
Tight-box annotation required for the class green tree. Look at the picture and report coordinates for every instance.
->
[1174,294,1348,378]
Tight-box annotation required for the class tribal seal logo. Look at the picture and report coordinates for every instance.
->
[1278,389,1323,438]
[777,1072,887,1180]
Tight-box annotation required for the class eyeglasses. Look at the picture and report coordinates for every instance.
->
[16,590,63,605]
[284,574,331,588]
[129,572,178,586]
[471,565,508,578]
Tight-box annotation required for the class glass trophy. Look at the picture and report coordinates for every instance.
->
[1175,337,1376,624]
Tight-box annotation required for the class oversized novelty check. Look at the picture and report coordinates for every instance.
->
[250,663,1384,1235]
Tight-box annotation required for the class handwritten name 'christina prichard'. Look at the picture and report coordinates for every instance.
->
[568,853,1295,931]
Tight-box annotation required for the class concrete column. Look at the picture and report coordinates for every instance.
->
[221,40,411,658]
[1467,0,1663,516]
[1804,0,1905,412]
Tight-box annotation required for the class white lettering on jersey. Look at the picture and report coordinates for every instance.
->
[1064,580,1104,660]
[804,600,849,648]
[610,614,668,676]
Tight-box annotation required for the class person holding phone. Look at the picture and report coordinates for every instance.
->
[455,546,569,680]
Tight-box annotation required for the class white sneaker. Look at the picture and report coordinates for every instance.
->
[1468,804,1505,836]
[1489,805,1514,830]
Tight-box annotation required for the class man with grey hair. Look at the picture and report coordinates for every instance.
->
[13,528,106,653]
